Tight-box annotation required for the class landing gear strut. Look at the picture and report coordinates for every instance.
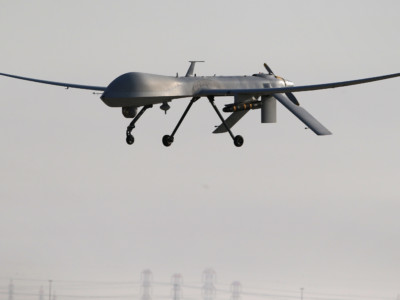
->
[162,97,199,147]
[208,96,244,147]
[125,104,152,145]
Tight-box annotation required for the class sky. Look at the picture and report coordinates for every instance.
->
[0,1,399,300]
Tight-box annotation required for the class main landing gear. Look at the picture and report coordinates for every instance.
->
[208,96,244,147]
[162,97,199,147]
[124,98,244,147]
[125,104,152,145]
[162,96,243,147]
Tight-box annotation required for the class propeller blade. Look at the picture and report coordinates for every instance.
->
[285,92,300,106]
[263,63,274,75]
[263,63,299,105]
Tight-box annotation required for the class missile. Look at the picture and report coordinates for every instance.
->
[223,101,262,113]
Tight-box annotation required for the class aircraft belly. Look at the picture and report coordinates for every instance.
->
[100,94,190,107]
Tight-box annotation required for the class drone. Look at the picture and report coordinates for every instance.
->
[1,61,399,147]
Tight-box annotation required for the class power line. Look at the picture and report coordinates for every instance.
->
[0,291,139,299]
[1,273,397,300]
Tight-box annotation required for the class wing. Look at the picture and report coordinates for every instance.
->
[197,73,400,96]
[0,72,107,91]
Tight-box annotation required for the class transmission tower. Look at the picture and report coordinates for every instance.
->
[171,274,183,300]
[202,268,216,300]
[230,281,242,300]
[8,280,14,300]
[141,269,153,300]
[39,286,44,300]
[48,280,52,300]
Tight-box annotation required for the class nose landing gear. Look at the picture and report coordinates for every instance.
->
[126,134,134,145]
[125,104,152,145]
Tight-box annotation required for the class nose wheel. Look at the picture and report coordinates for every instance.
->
[124,104,152,145]
[126,133,134,145]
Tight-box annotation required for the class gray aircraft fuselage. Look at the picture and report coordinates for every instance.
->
[100,72,292,107]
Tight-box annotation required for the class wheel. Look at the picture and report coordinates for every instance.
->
[126,134,134,145]
[162,135,174,147]
[233,135,244,147]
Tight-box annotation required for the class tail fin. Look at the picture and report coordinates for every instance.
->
[185,61,204,77]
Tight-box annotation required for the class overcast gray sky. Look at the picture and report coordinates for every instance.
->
[0,1,399,299]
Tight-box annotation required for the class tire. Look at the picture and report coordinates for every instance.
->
[233,135,244,147]
[126,134,134,145]
[162,135,174,147]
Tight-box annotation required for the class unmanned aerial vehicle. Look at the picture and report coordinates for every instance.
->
[1,62,399,147]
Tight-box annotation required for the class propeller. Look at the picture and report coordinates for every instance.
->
[285,92,300,106]
[263,63,300,106]
[263,63,274,75]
